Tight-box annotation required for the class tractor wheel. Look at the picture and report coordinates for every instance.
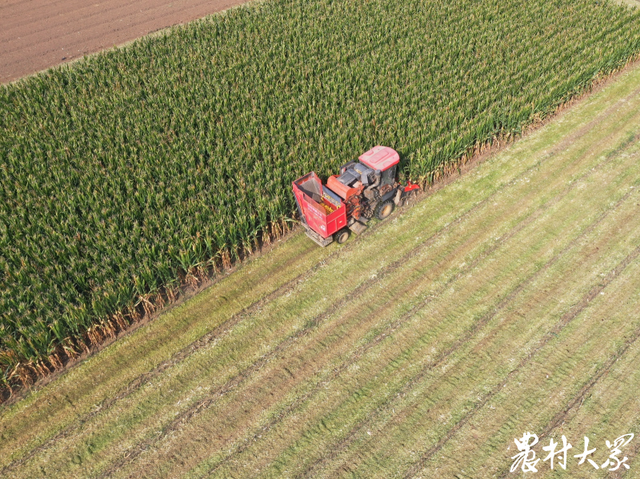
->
[376,200,394,220]
[336,229,350,244]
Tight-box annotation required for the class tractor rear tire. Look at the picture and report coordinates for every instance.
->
[336,229,350,244]
[376,200,394,220]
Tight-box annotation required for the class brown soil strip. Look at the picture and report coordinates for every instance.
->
[401,243,640,479]
[0,0,251,84]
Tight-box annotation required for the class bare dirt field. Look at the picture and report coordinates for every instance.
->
[2,59,640,478]
[0,0,250,84]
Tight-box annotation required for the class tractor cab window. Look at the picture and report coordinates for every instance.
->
[381,165,397,186]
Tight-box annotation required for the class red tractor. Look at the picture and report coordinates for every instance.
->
[292,146,420,247]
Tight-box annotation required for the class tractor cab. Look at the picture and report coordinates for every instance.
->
[326,146,400,199]
[359,145,400,186]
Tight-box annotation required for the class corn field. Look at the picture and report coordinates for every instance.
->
[1,0,639,392]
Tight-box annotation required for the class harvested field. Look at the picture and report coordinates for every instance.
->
[0,0,250,84]
[2,56,640,479]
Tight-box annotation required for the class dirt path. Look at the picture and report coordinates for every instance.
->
[0,0,251,84]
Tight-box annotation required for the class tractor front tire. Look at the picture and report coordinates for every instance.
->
[376,200,394,220]
[336,229,350,244]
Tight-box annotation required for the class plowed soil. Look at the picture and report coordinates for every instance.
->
[0,0,249,84]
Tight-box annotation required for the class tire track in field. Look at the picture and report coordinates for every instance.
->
[125,107,640,477]
[10,79,635,477]
[302,183,639,479]
[401,245,640,479]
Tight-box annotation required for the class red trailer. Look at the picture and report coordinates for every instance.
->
[292,172,349,247]
[292,146,420,247]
